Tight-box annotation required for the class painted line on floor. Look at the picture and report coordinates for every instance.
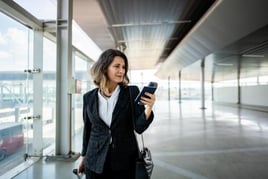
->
[154,159,208,179]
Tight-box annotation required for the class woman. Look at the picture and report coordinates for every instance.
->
[77,49,155,179]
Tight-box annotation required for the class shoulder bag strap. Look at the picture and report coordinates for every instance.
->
[129,86,145,151]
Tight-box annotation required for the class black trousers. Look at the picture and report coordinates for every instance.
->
[85,147,135,179]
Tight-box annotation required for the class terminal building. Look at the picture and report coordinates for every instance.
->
[1,0,268,178]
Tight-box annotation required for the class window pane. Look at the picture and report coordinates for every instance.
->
[0,12,32,175]
[42,38,56,153]
[14,0,56,20]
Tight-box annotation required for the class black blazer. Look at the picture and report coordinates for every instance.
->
[81,85,154,174]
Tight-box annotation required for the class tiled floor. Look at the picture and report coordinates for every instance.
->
[11,100,268,179]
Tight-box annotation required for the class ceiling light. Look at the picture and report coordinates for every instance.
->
[242,54,265,58]
[215,63,233,66]
[111,20,191,27]
[166,20,192,24]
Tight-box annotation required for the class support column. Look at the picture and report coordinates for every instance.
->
[211,63,215,102]
[200,59,206,109]
[55,0,73,155]
[168,76,170,101]
[178,70,182,103]
[237,57,241,104]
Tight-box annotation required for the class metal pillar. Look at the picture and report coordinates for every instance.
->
[211,64,215,102]
[55,0,73,155]
[237,56,241,104]
[178,70,182,103]
[168,76,170,101]
[200,59,206,109]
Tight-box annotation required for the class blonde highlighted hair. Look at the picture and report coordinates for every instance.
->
[90,49,129,91]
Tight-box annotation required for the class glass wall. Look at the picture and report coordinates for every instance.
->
[42,38,56,153]
[0,12,33,175]
[73,55,88,135]
[0,0,98,176]
[72,53,94,151]
[129,69,212,102]
[14,0,56,20]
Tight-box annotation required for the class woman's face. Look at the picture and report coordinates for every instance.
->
[107,56,126,85]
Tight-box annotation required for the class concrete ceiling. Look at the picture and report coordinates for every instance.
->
[73,0,214,69]
[73,0,268,81]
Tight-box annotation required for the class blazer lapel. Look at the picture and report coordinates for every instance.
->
[111,86,130,125]
[87,89,102,122]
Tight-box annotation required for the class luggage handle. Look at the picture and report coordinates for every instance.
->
[72,169,84,179]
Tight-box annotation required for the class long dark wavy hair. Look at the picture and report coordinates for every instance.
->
[90,49,130,91]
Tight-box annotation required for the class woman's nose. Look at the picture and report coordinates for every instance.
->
[119,67,125,73]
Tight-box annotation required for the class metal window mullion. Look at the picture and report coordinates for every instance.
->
[32,29,43,156]
[0,0,42,30]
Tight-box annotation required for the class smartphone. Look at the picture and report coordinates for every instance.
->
[135,82,158,105]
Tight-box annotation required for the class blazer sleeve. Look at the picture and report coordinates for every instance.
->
[81,93,92,156]
[130,86,154,134]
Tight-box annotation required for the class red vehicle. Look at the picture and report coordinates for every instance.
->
[0,122,24,161]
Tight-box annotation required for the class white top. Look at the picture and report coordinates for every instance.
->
[98,85,120,127]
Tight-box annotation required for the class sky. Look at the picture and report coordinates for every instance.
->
[0,0,101,72]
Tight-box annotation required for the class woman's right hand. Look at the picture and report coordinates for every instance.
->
[77,156,85,173]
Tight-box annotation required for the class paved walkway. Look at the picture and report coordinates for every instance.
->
[12,100,268,179]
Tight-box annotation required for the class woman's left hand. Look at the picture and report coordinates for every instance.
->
[140,92,155,108]
[141,93,156,120]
